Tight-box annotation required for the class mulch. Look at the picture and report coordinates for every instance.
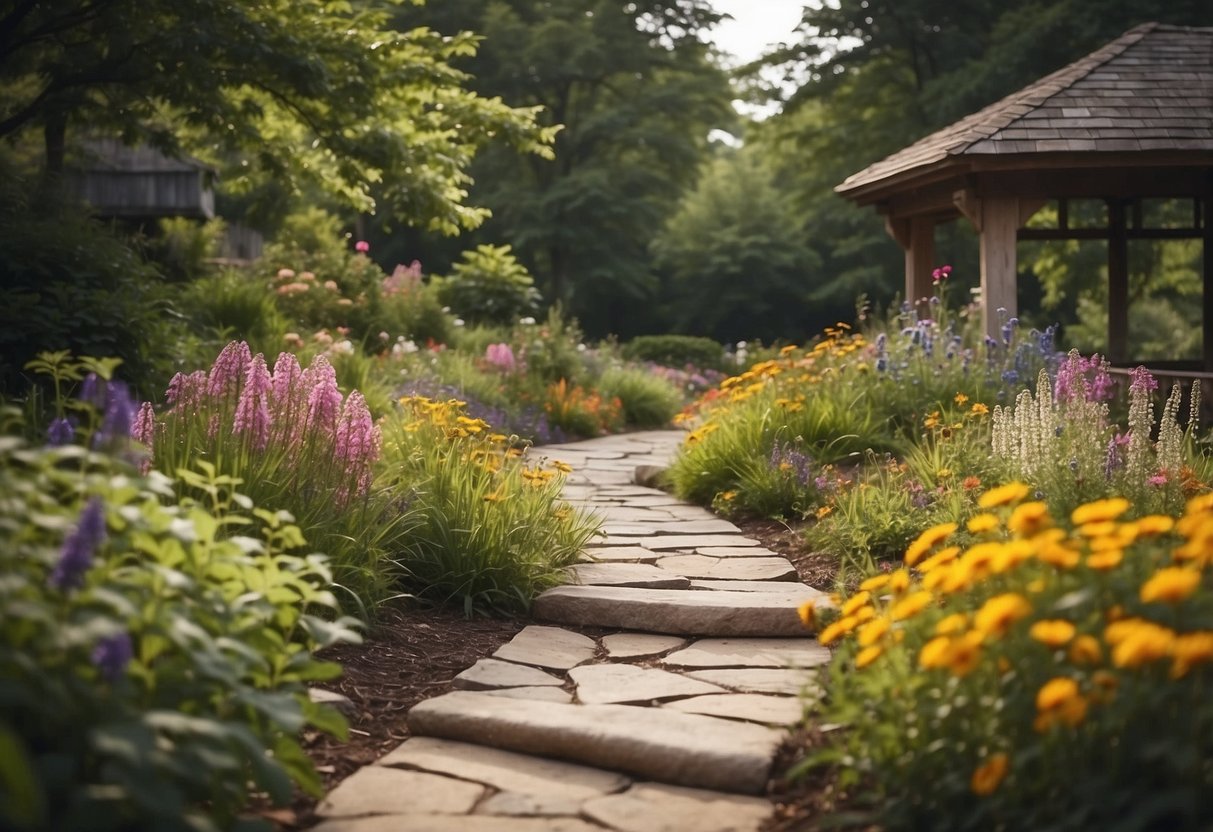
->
[260,514,858,830]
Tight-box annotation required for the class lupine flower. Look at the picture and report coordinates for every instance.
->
[485,343,517,372]
[166,370,207,411]
[234,354,272,451]
[335,391,381,498]
[49,498,106,591]
[92,632,133,682]
[47,417,75,446]
[79,373,103,407]
[207,341,251,399]
[95,381,135,445]
[1129,366,1158,395]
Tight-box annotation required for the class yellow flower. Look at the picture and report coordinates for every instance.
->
[919,636,953,669]
[905,522,958,566]
[780,344,799,355]
[978,482,1031,509]
[815,504,834,520]
[797,600,816,630]
[1008,501,1051,536]
[857,618,891,647]
[937,468,953,479]
[946,631,985,676]
[969,402,990,416]
[1034,677,1088,731]
[855,644,884,669]
[818,616,858,646]
[967,513,1000,534]
[1071,497,1131,526]
[917,545,960,573]
[887,569,911,594]
[954,392,969,405]
[859,574,891,592]
[841,591,871,617]
[891,591,933,621]
[1068,634,1102,665]
[1107,620,1176,669]
[1078,520,1119,538]
[970,753,1009,796]
[934,613,969,636]
[1135,515,1175,536]
[1037,539,1081,570]
[1029,619,1077,648]
[974,593,1033,640]
[1171,632,1213,678]
[1140,567,1201,604]
[551,459,574,474]
[720,490,737,502]
[1086,549,1124,571]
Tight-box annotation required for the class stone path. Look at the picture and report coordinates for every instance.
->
[313,431,831,832]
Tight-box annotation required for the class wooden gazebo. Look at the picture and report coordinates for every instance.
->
[67,139,216,221]
[837,23,1213,369]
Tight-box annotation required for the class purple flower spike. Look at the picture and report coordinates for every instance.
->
[207,341,253,400]
[132,402,156,447]
[50,498,106,591]
[79,373,103,407]
[92,632,133,682]
[47,417,75,446]
[233,354,272,451]
[95,381,135,445]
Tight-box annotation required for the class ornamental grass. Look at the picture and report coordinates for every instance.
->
[804,486,1213,831]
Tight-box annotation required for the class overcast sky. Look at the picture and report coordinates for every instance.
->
[708,0,806,66]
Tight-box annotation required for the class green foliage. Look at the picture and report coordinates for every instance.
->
[147,217,226,283]
[0,167,188,397]
[434,245,542,326]
[0,427,360,831]
[811,490,1213,831]
[544,380,624,439]
[381,398,599,613]
[621,335,726,371]
[595,366,683,429]
[181,269,287,357]
[517,308,588,385]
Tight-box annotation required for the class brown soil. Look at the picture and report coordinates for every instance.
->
[263,513,854,830]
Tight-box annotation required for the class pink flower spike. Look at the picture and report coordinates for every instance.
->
[233,354,272,451]
[1148,473,1168,487]
[132,402,156,447]
[355,240,370,253]
[207,341,252,400]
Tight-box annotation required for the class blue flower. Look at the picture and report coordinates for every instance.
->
[47,417,75,446]
[49,498,106,591]
[92,632,133,682]
[95,382,135,446]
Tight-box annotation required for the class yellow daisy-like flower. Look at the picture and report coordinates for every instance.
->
[859,574,891,592]
[934,613,969,636]
[970,402,990,416]
[967,513,1000,534]
[1086,549,1124,571]
[1029,619,1077,648]
[978,482,1031,509]
[891,591,933,621]
[1135,515,1175,536]
[1071,497,1131,526]
[857,618,891,647]
[550,459,574,474]
[905,522,958,566]
[818,616,858,646]
[1008,501,1051,536]
[970,753,1009,796]
[1140,567,1201,604]
[1106,620,1176,669]
[841,591,871,617]
[1034,677,1088,731]
[954,392,969,405]
[919,635,953,669]
[854,644,883,669]
[917,545,960,573]
[946,631,985,676]
[1171,631,1213,678]
[1068,634,1102,665]
[887,569,911,594]
[974,593,1033,639]
[797,600,816,630]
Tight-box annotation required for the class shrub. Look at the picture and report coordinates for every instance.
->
[0,421,360,831]
[381,397,598,612]
[623,334,726,371]
[807,486,1213,831]
[596,366,684,428]
[433,244,541,326]
[181,268,286,356]
[544,379,624,438]
[146,216,226,283]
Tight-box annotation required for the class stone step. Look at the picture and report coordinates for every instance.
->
[533,584,826,637]
[408,691,780,794]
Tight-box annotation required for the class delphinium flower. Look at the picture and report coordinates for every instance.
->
[233,354,272,451]
[95,381,135,446]
[46,417,75,446]
[79,373,103,408]
[92,632,133,682]
[49,497,106,591]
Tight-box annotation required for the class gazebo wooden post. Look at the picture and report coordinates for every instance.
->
[979,196,1020,339]
[907,217,936,305]
[1204,189,1213,371]
[1107,199,1130,365]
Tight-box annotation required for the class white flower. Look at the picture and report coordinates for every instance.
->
[577,343,587,352]
[330,339,355,355]
[519,316,536,325]
[391,339,419,357]
[454,318,466,327]
[378,331,390,341]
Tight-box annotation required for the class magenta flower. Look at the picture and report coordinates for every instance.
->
[1148,473,1168,486]
[1129,366,1158,395]
[931,264,952,283]
[166,370,207,411]
[132,402,156,447]
[335,391,381,499]
[233,354,272,451]
[207,341,252,400]
[355,240,370,253]
[302,355,343,437]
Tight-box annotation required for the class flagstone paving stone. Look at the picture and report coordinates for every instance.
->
[316,766,484,818]
[474,792,586,817]
[408,691,781,794]
[684,668,824,696]
[568,663,726,704]
[568,563,690,589]
[691,578,824,593]
[694,546,786,558]
[660,638,831,669]
[654,554,798,582]
[581,546,661,563]
[453,658,565,690]
[492,626,597,671]
[637,534,762,550]
[313,815,605,832]
[534,585,816,637]
[600,633,687,659]
[480,686,575,704]
[663,693,805,726]
[379,737,629,798]
[580,783,772,832]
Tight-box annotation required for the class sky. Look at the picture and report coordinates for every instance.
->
[707,0,807,66]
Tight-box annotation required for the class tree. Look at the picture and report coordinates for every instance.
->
[0,0,557,233]
[652,147,821,342]
[389,0,735,336]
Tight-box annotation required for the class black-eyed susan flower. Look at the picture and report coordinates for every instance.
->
[890,591,932,621]
[1068,634,1102,665]
[797,600,816,630]
[974,593,1032,639]
[1071,497,1130,526]
[1029,619,1077,648]
[905,522,958,566]
[970,753,1009,796]
[967,513,1000,534]
[978,482,1031,509]
[1171,632,1213,678]
[1140,567,1201,604]
[855,644,883,669]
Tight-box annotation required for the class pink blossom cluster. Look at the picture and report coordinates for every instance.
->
[485,343,517,372]
[156,342,382,503]
[1053,350,1114,404]
[383,261,423,296]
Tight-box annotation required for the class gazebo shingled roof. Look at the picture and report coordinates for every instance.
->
[837,22,1213,369]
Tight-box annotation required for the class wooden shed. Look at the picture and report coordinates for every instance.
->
[837,23,1213,369]
[67,139,216,221]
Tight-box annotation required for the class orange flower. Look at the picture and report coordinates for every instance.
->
[970,753,1009,796]
[974,593,1032,640]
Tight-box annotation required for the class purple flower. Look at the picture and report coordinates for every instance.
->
[79,373,103,407]
[335,391,381,498]
[302,355,343,438]
[485,343,516,372]
[47,417,75,446]
[1104,435,1123,480]
[92,632,133,682]
[233,354,272,451]
[95,381,135,445]
[166,370,207,411]
[1148,473,1168,487]
[1129,366,1158,395]
[132,402,156,446]
[49,498,106,591]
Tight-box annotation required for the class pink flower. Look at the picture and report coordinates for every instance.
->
[165,371,207,411]
[132,402,156,447]
[931,264,952,283]
[302,355,343,438]
[355,240,370,253]
[233,354,271,451]
[1129,366,1158,395]
[207,341,252,400]
[335,391,381,499]
[1148,472,1168,487]
[485,343,516,372]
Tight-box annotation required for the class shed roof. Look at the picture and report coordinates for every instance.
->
[75,138,215,174]
[837,23,1213,198]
